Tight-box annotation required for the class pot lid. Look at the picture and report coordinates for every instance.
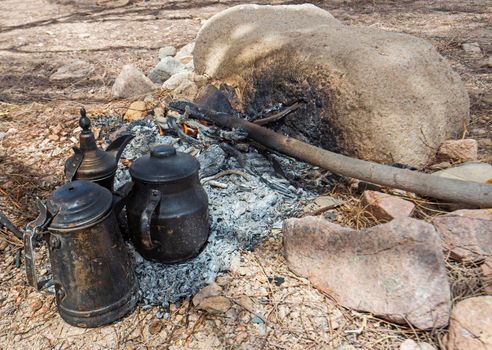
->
[64,108,117,181]
[48,180,113,230]
[130,144,200,183]
[67,149,117,181]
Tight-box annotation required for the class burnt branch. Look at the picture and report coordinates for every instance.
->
[168,101,492,208]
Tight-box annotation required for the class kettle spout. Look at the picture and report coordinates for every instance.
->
[106,134,134,165]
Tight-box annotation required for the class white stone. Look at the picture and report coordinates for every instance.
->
[162,71,191,90]
[158,45,177,59]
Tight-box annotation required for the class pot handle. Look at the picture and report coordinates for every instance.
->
[140,190,161,249]
[24,201,56,291]
[113,181,134,215]
[64,147,84,183]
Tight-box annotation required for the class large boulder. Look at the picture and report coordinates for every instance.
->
[193,4,469,168]
[283,216,451,329]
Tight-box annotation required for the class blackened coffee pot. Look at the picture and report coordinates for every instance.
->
[24,180,138,328]
[64,107,133,191]
[126,144,209,263]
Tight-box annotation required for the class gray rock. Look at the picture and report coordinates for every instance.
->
[50,60,94,80]
[184,59,194,70]
[283,216,451,329]
[447,296,492,350]
[432,161,492,183]
[432,210,492,262]
[462,42,481,54]
[158,45,177,59]
[194,4,469,168]
[148,56,185,84]
[112,64,156,99]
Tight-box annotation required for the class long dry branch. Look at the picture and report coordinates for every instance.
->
[169,101,492,208]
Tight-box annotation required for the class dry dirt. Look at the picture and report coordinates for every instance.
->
[0,1,491,349]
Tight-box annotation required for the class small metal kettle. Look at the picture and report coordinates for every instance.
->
[24,180,138,328]
[126,144,209,263]
[64,107,134,190]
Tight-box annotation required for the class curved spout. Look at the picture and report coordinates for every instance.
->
[106,134,134,165]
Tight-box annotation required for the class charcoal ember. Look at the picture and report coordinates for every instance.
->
[270,153,339,191]
[243,151,276,175]
[197,144,227,177]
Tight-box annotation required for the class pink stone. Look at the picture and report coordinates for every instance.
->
[362,190,415,221]
[437,139,478,162]
[432,210,492,262]
[283,216,450,329]
[447,296,492,350]
[481,257,492,295]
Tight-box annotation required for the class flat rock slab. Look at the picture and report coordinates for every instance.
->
[432,210,492,262]
[447,296,492,350]
[50,60,94,81]
[283,216,450,329]
[432,161,492,183]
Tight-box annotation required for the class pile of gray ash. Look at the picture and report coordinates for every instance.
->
[97,118,326,309]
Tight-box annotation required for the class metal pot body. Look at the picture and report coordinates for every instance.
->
[126,175,209,263]
[24,181,138,328]
[47,212,138,327]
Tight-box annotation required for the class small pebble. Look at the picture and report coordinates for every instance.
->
[250,315,264,324]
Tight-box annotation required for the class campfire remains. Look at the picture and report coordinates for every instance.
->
[106,117,314,307]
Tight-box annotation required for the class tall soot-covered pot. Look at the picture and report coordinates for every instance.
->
[24,180,138,328]
[126,144,209,263]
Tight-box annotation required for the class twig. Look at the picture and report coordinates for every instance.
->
[253,102,301,126]
[302,202,344,217]
[207,180,228,189]
[201,169,250,183]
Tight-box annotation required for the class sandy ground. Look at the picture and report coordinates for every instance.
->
[0,1,490,349]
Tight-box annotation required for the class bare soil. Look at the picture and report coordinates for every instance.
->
[0,1,490,349]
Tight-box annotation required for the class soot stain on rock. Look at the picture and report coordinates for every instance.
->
[240,51,343,153]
